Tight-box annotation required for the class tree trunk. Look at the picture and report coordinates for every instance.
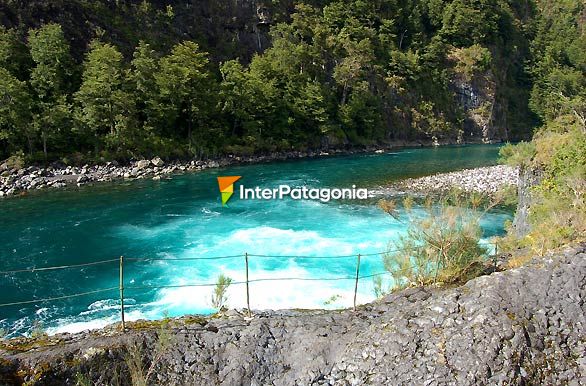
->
[188,118,192,152]
[27,135,33,156]
[109,101,115,136]
[42,131,47,160]
[399,30,407,49]
[341,82,348,106]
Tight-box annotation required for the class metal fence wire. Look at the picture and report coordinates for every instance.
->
[0,243,498,330]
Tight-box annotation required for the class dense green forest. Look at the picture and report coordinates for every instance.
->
[500,0,585,251]
[0,0,582,163]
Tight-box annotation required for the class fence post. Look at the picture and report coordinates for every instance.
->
[245,252,251,317]
[119,256,125,331]
[353,254,361,311]
[493,241,499,272]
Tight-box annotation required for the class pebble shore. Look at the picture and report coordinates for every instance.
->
[397,165,519,195]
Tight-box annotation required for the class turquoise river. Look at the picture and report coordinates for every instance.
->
[0,145,512,337]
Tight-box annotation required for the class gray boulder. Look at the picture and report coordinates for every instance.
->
[136,160,151,169]
[151,157,165,167]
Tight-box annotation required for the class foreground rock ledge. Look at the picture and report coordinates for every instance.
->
[1,245,584,385]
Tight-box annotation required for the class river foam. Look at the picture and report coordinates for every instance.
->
[0,145,510,337]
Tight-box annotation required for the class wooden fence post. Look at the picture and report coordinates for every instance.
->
[245,253,251,317]
[494,242,499,272]
[119,256,125,331]
[353,254,361,311]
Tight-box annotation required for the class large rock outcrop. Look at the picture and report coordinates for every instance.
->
[1,244,584,385]
[513,167,544,237]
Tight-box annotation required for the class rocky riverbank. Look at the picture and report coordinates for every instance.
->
[0,141,501,199]
[0,156,219,198]
[396,165,519,195]
[0,150,348,198]
[0,244,584,385]
[0,146,414,198]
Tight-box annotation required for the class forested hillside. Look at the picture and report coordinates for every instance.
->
[0,0,579,163]
[500,0,585,251]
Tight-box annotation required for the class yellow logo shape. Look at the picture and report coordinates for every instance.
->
[217,176,242,206]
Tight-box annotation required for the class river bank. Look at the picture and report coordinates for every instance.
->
[1,244,583,385]
[0,141,501,199]
[383,165,519,196]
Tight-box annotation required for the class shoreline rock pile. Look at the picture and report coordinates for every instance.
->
[0,157,208,197]
[0,151,353,198]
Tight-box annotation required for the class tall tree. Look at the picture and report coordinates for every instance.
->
[129,41,159,129]
[75,40,132,153]
[156,41,215,155]
[28,24,73,159]
[530,0,586,129]
[0,68,33,156]
[220,59,283,148]
[0,26,30,80]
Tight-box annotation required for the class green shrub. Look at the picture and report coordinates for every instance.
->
[499,141,536,167]
[2,151,25,169]
[211,274,233,310]
[125,320,175,386]
[379,193,497,289]
[449,44,492,82]
[30,319,45,339]
[501,127,585,255]
[372,276,393,298]
[75,372,93,386]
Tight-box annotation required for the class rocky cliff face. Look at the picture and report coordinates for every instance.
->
[513,166,544,237]
[1,244,584,385]
[0,0,291,63]
[450,64,525,143]
[451,70,498,143]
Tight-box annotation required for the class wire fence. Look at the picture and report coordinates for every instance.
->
[0,242,499,330]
